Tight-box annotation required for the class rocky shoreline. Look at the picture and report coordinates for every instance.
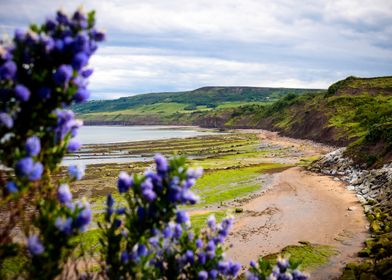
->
[309,148,392,213]
[309,148,392,279]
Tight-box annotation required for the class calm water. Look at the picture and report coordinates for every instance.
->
[76,125,215,144]
[62,125,217,166]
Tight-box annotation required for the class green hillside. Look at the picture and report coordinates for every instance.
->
[75,76,392,165]
[73,86,322,114]
[216,76,392,166]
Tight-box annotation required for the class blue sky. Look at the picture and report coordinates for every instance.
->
[0,0,391,99]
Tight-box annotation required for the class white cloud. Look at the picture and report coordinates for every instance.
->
[0,0,391,99]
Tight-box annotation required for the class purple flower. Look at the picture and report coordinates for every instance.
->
[68,165,85,180]
[277,257,290,271]
[175,211,189,224]
[181,190,199,204]
[183,178,196,188]
[72,10,86,21]
[198,271,208,280]
[53,64,73,85]
[114,219,122,228]
[137,244,148,257]
[198,252,206,265]
[72,52,88,71]
[56,10,69,24]
[121,251,129,264]
[54,39,64,52]
[15,157,34,178]
[154,154,168,173]
[292,269,308,280]
[187,167,203,179]
[116,207,126,215]
[73,33,89,53]
[229,262,241,277]
[117,171,133,193]
[174,224,182,238]
[245,272,259,280]
[218,261,230,274]
[27,235,44,255]
[91,30,105,42]
[106,194,114,208]
[250,260,257,268]
[0,61,17,80]
[142,189,157,202]
[206,240,216,258]
[40,36,54,53]
[184,250,194,264]
[67,139,81,152]
[209,269,218,279]
[137,206,146,220]
[29,162,43,181]
[81,68,93,78]
[25,136,41,156]
[73,88,90,103]
[37,87,51,100]
[75,204,92,230]
[54,109,76,141]
[15,84,30,102]
[6,181,18,193]
[57,184,72,204]
[162,226,173,238]
[55,217,73,235]
[196,238,203,248]
[141,178,153,191]
[0,112,13,128]
[207,215,216,229]
[45,18,56,31]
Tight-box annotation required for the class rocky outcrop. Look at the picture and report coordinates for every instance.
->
[310,148,392,213]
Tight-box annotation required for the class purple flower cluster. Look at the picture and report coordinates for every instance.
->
[55,183,92,234]
[13,136,43,184]
[54,109,83,152]
[147,214,241,279]
[68,164,85,180]
[27,235,45,256]
[0,9,103,141]
[246,257,309,280]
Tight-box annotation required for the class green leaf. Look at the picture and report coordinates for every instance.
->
[30,24,41,33]
[87,10,96,28]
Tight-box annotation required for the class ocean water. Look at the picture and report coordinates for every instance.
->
[76,125,215,144]
[62,125,217,166]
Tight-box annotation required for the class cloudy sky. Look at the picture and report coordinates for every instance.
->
[0,0,391,99]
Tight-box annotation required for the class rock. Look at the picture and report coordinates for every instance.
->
[334,177,340,182]
[356,194,367,204]
[348,206,356,211]
[364,205,371,213]
[347,185,355,191]
[351,177,364,185]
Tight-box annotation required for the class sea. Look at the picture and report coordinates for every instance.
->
[62,125,217,166]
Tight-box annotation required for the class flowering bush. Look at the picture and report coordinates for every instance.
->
[0,8,308,280]
[0,8,103,279]
[99,155,241,279]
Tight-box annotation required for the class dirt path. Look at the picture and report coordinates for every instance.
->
[226,166,368,279]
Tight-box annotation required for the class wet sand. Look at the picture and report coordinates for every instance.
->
[226,166,368,279]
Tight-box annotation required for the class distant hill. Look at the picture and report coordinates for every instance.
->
[75,76,392,166]
[201,76,392,166]
[72,86,322,114]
